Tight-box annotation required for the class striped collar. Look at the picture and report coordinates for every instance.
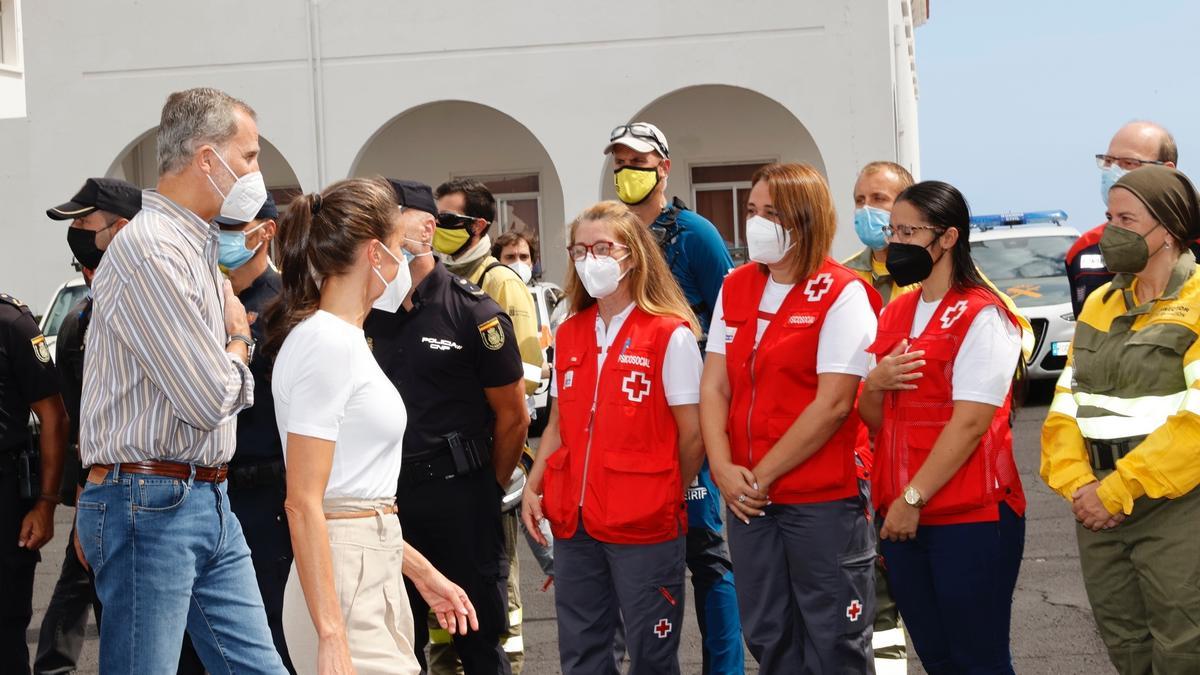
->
[141,190,216,253]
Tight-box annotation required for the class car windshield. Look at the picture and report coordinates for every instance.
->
[970,235,1076,308]
[41,284,89,337]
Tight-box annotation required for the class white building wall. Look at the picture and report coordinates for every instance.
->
[0,0,922,312]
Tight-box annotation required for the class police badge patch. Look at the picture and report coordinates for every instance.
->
[478,317,505,351]
[31,334,51,363]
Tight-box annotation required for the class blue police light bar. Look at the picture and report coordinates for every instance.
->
[970,210,1069,231]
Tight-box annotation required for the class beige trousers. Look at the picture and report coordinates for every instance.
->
[283,498,420,675]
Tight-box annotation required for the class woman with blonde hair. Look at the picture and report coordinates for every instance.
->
[521,200,704,674]
[700,163,881,672]
[265,177,478,675]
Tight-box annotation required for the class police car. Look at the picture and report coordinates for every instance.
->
[37,277,89,363]
[969,211,1079,380]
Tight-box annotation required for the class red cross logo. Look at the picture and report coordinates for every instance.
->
[653,618,673,639]
[940,300,969,329]
[622,371,651,403]
[846,599,863,622]
[804,273,834,302]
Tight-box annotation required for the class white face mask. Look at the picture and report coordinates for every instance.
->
[510,261,533,285]
[746,214,794,264]
[207,149,268,223]
[371,242,412,313]
[574,254,628,299]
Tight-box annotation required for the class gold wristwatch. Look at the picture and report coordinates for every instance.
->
[902,485,926,508]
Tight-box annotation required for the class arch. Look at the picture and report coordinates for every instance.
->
[350,100,568,284]
[104,127,303,204]
[599,84,827,261]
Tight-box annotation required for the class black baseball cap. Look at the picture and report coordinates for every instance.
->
[214,193,279,227]
[387,178,437,217]
[47,177,142,221]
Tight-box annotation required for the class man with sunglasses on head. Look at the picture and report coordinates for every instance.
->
[605,122,744,675]
[432,178,543,674]
[1066,121,1179,318]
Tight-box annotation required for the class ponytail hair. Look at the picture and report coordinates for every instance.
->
[894,180,997,298]
[262,177,398,362]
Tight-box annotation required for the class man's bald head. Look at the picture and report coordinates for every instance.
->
[1108,121,1178,167]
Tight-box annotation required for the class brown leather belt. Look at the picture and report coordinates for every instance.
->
[88,461,229,485]
[324,504,398,520]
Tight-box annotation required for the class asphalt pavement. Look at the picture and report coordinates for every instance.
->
[26,382,1114,674]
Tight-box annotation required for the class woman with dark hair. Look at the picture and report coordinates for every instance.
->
[700,163,880,673]
[860,180,1025,674]
[265,177,478,675]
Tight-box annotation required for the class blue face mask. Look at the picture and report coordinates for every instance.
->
[854,206,890,251]
[1100,164,1128,206]
[217,222,266,270]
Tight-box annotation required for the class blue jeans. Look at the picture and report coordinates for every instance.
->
[880,503,1025,675]
[76,465,287,674]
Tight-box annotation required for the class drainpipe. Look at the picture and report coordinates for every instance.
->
[305,0,327,186]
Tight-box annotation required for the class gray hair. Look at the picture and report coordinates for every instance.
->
[156,87,256,176]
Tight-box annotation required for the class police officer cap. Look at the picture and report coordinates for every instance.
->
[1113,166,1200,242]
[214,192,279,227]
[387,179,438,217]
[47,177,141,221]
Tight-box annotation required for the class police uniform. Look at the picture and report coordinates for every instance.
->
[365,260,522,675]
[0,293,62,674]
[227,267,294,671]
[32,296,104,674]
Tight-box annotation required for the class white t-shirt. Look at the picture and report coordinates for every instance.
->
[551,303,702,405]
[908,298,1022,407]
[272,311,406,500]
[707,280,877,377]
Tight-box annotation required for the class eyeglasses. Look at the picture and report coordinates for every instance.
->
[567,241,628,261]
[610,124,669,157]
[436,212,476,229]
[1095,154,1167,171]
[882,223,944,239]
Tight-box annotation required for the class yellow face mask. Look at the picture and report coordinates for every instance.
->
[433,223,473,256]
[614,166,660,205]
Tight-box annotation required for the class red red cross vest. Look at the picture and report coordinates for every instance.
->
[868,286,1027,525]
[723,259,881,504]
[541,304,688,545]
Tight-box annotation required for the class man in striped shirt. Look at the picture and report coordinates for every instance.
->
[75,87,287,674]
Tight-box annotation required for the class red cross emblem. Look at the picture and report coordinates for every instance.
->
[622,371,651,403]
[939,300,969,329]
[653,618,673,639]
[804,273,834,302]
[846,599,863,622]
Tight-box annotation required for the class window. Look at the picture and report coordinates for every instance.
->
[462,173,542,256]
[691,162,771,264]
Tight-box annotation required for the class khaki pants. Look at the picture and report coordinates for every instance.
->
[429,509,523,675]
[1078,486,1200,674]
[283,499,420,675]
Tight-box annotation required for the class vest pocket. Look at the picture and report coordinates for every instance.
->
[541,449,575,529]
[767,416,849,494]
[598,450,677,531]
[905,423,991,515]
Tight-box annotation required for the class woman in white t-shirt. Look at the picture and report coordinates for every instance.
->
[859,180,1025,674]
[262,178,477,675]
[700,163,880,673]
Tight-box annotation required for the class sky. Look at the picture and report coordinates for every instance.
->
[916,0,1200,232]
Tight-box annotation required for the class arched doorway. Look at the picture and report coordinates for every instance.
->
[603,85,826,263]
[351,100,567,284]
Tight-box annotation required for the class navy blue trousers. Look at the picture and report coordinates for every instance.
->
[880,503,1024,675]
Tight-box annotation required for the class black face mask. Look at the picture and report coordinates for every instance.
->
[886,241,942,287]
[67,226,106,270]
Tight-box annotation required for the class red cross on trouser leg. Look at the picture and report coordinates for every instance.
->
[846,599,863,622]
[654,618,673,639]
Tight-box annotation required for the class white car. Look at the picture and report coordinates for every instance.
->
[37,277,89,363]
[969,212,1078,380]
[528,280,566,437]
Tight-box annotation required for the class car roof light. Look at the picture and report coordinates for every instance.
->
[970,210,1069,231]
